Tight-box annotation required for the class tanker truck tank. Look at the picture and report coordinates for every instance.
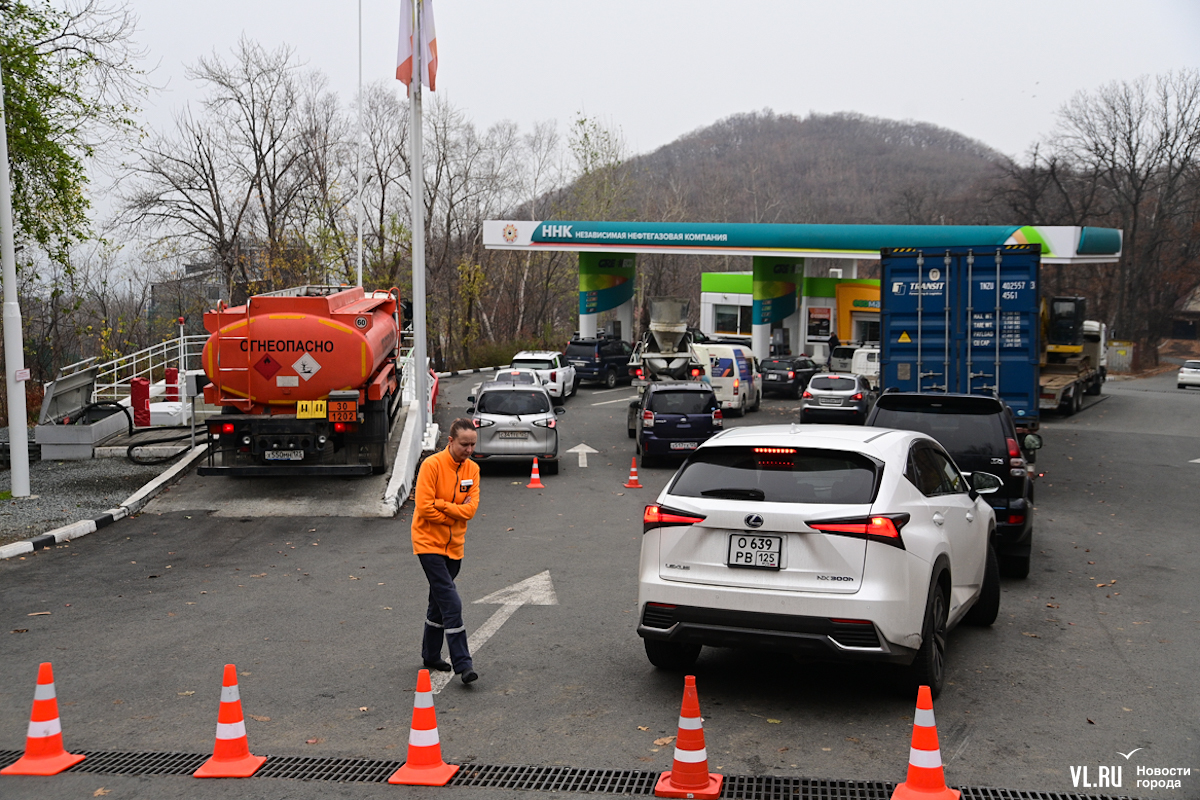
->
[198,285,402,477]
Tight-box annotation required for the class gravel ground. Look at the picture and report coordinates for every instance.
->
[0,427,179,548]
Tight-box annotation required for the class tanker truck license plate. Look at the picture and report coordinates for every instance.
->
[327,400,358,422]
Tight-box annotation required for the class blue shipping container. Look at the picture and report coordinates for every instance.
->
[879,245,1041,428]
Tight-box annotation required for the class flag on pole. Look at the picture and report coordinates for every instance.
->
[397,0,437,90]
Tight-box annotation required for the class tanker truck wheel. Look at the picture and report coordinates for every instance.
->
[368,402,390,475]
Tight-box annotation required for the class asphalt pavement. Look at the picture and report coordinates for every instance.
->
[0,373,1197,799]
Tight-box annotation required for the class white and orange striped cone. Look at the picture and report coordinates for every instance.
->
[388,669,459,786]
[1,662,85,776]
[624,457,643,489]
[193,664,267,778]
[527,457,546,489]
[890,685,960,800]
[654,675,722,799]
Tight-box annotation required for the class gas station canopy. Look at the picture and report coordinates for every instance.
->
[483,220,1122,264]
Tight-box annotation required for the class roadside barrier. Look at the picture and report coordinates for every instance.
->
[0,662,85,776]
[193,664,266,778]
[388,669,459,786]
[527,457,546,489]
[891,685,960,800]
[624,457,644,489]
[654,675,723,799]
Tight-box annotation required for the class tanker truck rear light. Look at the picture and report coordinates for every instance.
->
[333,422,358,433]
[690,367,702,378]
[241,435,251,445]
[1008,513,1026,525]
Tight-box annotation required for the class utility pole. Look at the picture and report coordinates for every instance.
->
[0,65,31,497]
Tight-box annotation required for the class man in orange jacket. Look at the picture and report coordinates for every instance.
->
[412,418,481,684]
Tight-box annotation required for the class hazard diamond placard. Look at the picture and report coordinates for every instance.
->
[254,354,283,379]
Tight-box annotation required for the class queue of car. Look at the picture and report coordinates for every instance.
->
[459,338,1021,695]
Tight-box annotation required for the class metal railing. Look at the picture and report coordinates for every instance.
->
[54,335,210,404]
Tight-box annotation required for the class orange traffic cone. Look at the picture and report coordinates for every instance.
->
[654,675,722,799]
[624,457,643,489]
[388,669,459,786]
[890,685,960,800]
[194,664,267,778]
[527,457,546,489]
[1,662,85,776]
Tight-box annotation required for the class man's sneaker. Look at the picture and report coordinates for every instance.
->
[459,669,478,684]
[423,658,453,672]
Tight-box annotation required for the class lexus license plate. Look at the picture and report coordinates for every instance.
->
[727,533,782,569]
[264,450,304,462]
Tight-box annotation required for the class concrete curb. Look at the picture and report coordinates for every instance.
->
[434,364,509,378]
[0,444,209,560]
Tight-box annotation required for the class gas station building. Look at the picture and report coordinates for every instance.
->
[482,220,1122,362]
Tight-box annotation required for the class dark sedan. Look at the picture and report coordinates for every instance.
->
[759,356,821,398]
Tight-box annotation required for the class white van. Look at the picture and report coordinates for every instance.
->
[690,344,760,416]
[851,347,880,389]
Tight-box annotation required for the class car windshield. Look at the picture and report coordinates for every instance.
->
[670,447,879,504]
[871,407,1007,457]
[810,376,857,391]
[650,391,717,414]
[511,358,555,371]
[566,343,597,358]
[761,360,794,370]
[476,390,550,415]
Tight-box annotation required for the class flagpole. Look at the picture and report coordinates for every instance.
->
[410,0,428,436]
[0,68,30,497]
[355,0,364,288]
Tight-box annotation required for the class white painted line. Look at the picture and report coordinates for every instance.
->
[430,571,557,693]
[591,396,637,407]
[589,387,626,395]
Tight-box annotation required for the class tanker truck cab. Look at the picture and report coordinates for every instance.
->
[198,285,403,477]
[690,344,760,417]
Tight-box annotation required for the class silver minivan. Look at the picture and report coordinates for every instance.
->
[467,383,564,474]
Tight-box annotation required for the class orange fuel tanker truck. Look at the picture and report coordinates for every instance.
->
[197,285,403,476]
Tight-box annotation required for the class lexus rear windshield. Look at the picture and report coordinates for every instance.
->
[510,358,555,371]
[870,406,1007,456]
[810,376,857,391]
[649,391,718,414]
[669,447,880,504]
[476,390,550,415]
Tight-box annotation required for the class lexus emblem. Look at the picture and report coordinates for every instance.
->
[745,514,764,529]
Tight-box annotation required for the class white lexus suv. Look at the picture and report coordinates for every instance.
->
[637,424,1002,696]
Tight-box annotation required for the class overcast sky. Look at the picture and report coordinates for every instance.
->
[130,0,1200,162]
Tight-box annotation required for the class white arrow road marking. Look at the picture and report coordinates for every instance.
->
[430,571,557,693]
[591,395,637,406]
[565,443,599,468]
[1191,459,1200,464]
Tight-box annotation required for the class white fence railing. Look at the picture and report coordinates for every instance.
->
[54,335,209,404]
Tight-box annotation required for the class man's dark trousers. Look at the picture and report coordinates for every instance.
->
[418,553,473,673]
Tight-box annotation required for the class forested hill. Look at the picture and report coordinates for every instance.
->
[624,110,1006,226]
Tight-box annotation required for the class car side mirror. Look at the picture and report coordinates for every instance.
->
[629,399,641,408]
[466,406,475,415]
[1022,433,1043,451]
[555,406,566,416]
[969,471,1004,494]
[467,395,476,404]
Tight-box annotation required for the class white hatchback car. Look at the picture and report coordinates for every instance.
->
[510,351,578,404]
[1178,360,1200,390]
[637,424,1003,696]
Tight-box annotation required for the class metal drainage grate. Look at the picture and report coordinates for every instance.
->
[71,750,208,776]
[257,755,404,783]
[450,765,659,794]
[0,750,1146,799]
